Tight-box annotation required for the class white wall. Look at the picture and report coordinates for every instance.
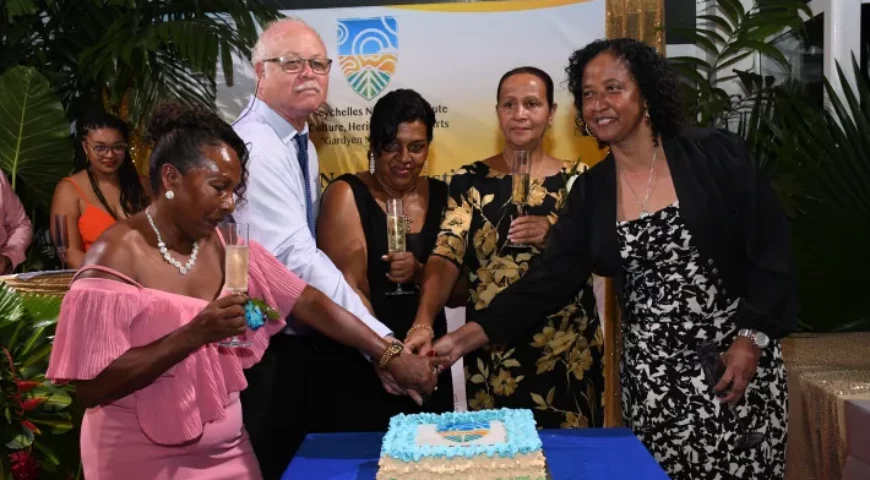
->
[808,0,863,99]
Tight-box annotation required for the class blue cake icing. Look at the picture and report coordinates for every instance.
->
[381,408,542,462]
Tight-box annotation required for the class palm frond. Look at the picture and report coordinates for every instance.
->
[0,66,71,209]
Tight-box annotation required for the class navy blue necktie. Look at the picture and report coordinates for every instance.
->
[294,133,316,236]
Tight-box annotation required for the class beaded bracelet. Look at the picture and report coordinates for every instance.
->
[406,323,435,339]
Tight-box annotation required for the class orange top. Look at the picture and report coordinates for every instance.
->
[63,178,116,252]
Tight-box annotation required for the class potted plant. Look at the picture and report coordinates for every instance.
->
[0,285,79,479]
[0,1,281,272]
[766,57,870,332]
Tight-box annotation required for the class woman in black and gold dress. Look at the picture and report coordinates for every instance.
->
[407,67,603,429]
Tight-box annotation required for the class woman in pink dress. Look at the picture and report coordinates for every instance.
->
[46,104,437,480]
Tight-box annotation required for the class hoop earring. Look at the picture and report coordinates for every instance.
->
[165,190,175,200]
[368,152,375,175]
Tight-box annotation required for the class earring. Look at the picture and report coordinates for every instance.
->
[165,190,175,200]
[583,122,592,137]
[645,108,651,125]
[368,152,375,175]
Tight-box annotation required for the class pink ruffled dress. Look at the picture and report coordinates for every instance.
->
[46,240,306,479]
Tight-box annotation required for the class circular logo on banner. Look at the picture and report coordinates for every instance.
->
[436,421,491,443]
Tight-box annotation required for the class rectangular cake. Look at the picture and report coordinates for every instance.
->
[376,408,548,480]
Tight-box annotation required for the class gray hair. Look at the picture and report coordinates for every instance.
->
[251,17,321,65]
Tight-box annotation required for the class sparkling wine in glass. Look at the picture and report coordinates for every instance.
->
[385,198,413,296]
[219,222,251,348]
[225,244,249,293]
[508,150,532,248]
[52,215,69,270]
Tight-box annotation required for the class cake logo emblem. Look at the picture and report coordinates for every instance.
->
[337,16,398,100]
[436,421,491,443]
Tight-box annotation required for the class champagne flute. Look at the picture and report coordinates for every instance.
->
[385,198,413,296]
[508,150,531,249]
[52,215,69,270]
[219,222,252,348]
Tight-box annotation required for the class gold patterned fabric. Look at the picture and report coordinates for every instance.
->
[782,333,870,480]
[433,161,603,429]
[606,0,665,52]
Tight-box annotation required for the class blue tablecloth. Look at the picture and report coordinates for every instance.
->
[283,428,669,479]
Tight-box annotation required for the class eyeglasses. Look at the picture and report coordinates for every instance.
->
[264,57,333,75]
[86,142,127,156]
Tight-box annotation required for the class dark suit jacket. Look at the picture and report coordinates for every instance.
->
[476,128,797,343]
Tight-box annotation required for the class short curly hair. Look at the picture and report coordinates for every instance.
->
[147,103,249,202]
[566,38,684,145]
[369,89,436,155]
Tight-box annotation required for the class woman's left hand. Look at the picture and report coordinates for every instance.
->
[508,216,551,248]
[430,333,461,372]
[383,252,421,285]
[430,323,490,372]
[714,336,761,405]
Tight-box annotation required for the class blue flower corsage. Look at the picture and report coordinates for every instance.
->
[244,299,281,331]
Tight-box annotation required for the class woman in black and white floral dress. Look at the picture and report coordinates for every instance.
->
[430,39,794,480]
[619,204,788,478]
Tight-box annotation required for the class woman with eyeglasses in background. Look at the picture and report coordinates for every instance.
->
[50,111,150,269]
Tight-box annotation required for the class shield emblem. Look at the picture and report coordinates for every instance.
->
[436,421,490,443]
[337,17,398,101]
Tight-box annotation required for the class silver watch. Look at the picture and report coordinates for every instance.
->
[737,328,770,349]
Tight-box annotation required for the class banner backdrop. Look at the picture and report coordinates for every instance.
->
[216,0,607,187]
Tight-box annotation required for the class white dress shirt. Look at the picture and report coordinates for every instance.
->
[232,96,392,339]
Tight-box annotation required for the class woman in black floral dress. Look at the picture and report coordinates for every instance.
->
[431,40,794,480]
[407,67,603,429]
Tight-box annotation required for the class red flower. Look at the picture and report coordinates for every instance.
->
[14,380,41,394]
[20,398,46,412]
[21,420,41,435]
[9,450,40,480]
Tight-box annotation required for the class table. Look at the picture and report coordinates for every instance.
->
[782,333,870,480]
[283,428,668,479]
[843,400,870,480]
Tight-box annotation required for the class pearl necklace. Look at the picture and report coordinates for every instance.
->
[145,209,199,275]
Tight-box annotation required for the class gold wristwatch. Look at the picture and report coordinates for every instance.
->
[378,341,404,368]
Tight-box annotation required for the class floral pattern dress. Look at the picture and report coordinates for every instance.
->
[618,203,788,479]
[433,161,603,429]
